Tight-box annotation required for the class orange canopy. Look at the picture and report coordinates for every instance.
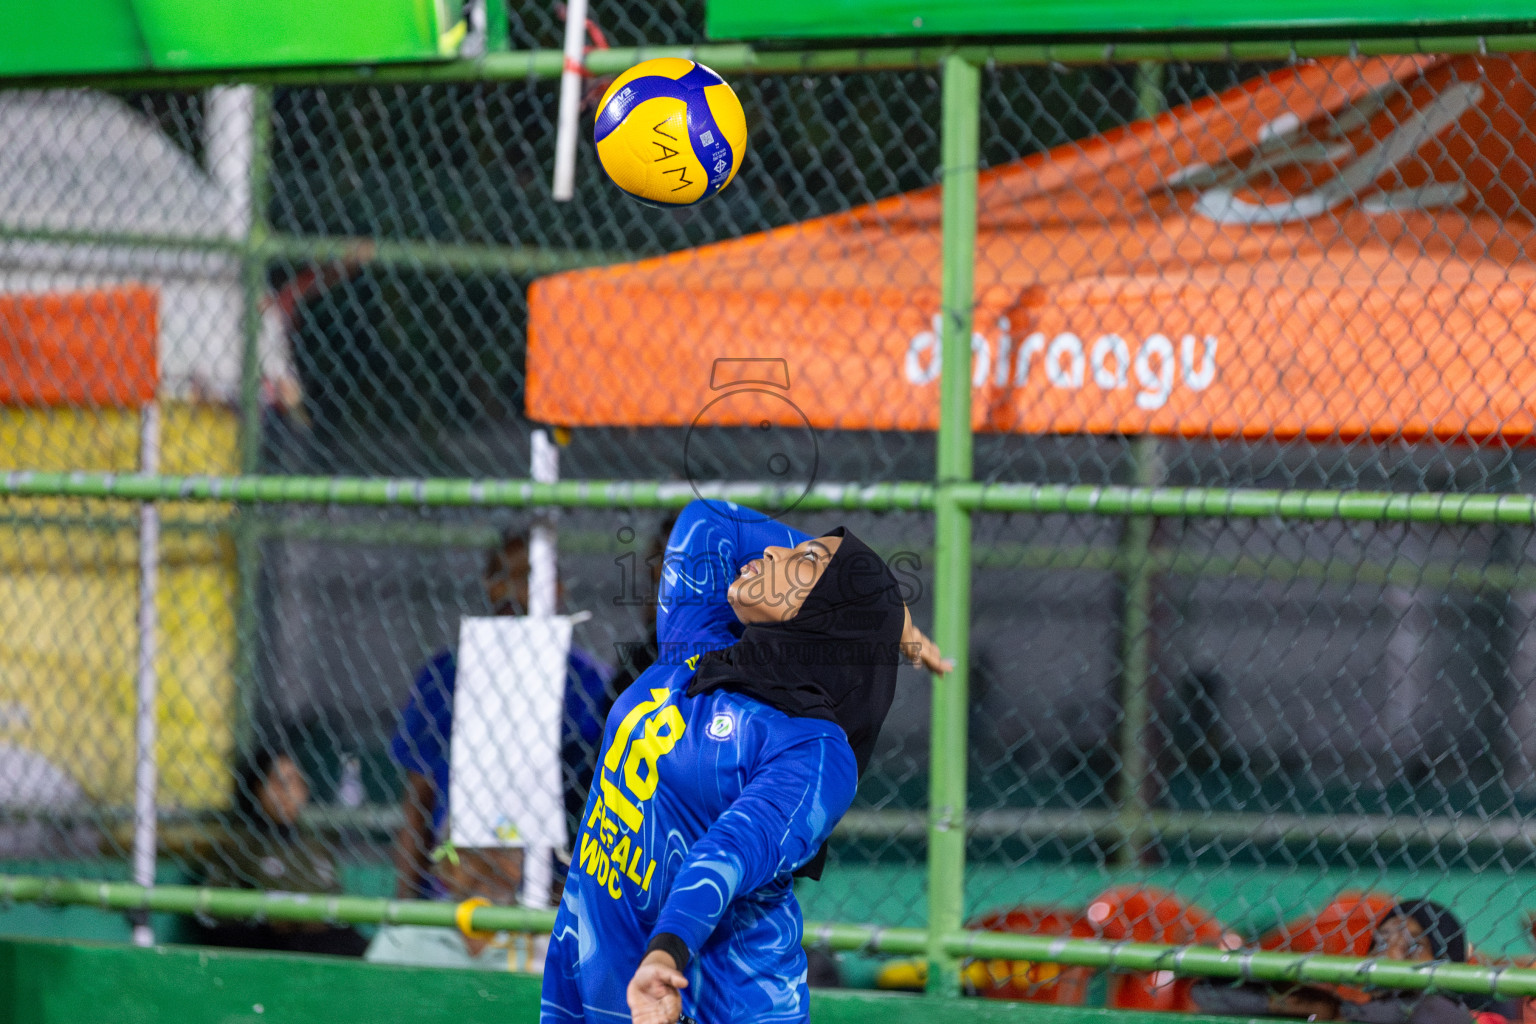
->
[0,287,158,408]
[529,55,1536,444]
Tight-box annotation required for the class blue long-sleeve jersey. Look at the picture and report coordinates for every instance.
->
[541,501,859,1024]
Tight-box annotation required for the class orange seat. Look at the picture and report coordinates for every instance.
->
[1084,886,1242,1013]
[1259,892,1398,1003]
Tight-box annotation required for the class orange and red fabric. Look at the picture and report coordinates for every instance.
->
[1084,886,1242,1013]
[965,905,1096,1004]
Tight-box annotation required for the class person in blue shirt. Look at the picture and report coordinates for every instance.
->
[391,528,615,899]
[541,499,949,1024]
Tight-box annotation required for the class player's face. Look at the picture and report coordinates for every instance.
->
[1372,916,1432,962]
[258,756,310,826]
[728,535,843,624]
[484,540,531,616]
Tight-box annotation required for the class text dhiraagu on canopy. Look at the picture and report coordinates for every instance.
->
[527,56,1536,447]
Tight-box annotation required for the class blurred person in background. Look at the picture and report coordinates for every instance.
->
[368,843,545,971]
[1194,898,1520,1024]
[190,748,368,956]
[391,528,614,901]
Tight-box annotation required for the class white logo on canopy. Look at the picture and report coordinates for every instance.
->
[1172,81,1483,223]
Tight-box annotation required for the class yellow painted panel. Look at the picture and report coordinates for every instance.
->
[0,569,135,803]
[0,402,240,809]
[156,562,236,808]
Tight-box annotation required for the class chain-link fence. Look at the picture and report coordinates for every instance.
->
[5,19,1536,1002]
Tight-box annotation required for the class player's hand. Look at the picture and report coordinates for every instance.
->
[903,606,955,676]
[627,950,688,1024]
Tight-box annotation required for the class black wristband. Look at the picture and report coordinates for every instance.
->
[645,932,692,973]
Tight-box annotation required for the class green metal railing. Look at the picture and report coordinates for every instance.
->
[926,53,981,997]
[8,876,1536,999]
[11,472,1536,524]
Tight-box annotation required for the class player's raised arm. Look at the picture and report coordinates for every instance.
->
[654,499,810,652]
[633,733,857,993]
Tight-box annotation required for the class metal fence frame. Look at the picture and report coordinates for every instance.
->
[7,33,1536,1001]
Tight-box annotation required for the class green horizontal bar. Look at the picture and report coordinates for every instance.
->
[0,512,226,535]
[749,33,1536,70]
[8,875,1536,997]
[982,542,1536,594]
[0,225,242,255]
[30,799,1536,853]
[9,474,1536,527]
[0,474,937,512]
[253,518,503,548]
[7,503,1531,597]
[8,35,1536,91]
[259,234,625,276]
[940,932,1536,999]
[0,45,743,91]
[964,483,1536,525]
[0,876,554,935]
[2,503,1531,594]
[840,806,1536,850]
[0,226,617,277]
[0,874,922,955]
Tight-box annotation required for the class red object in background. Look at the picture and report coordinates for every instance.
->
[1260,892,1399,1003]
[966,905,1097,1004]
[1084,886,1243,1012]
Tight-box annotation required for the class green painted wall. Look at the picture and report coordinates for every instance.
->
[0,0,459,77]
[0,938,1264,1024]
[706,0,1536,38]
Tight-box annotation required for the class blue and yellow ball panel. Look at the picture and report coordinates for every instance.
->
[594,59,747,207]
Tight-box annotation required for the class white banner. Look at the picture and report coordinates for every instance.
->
[450,616,572,903]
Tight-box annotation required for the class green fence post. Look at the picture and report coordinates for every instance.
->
[234,86,273,756]
[1135,60,1164,120]
[927,52,980,998]
[1112,63,1165,865]
[1113,437,1161,863]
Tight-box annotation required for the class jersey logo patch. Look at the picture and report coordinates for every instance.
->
[707,712,735,740]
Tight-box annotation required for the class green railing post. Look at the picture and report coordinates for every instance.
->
[1135,60,1165,120]
[1113,436,1162,863]
[927,52,980,998]
[1114,66,1164,865]
[234,86,273,757]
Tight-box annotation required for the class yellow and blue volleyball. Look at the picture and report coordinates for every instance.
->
[593,58,747,208]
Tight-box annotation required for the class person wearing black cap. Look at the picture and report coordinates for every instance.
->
[539,499,948,1024]
[1345,900,1517,1024]
[1193,899,1518,1024]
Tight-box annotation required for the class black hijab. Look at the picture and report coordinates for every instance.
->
[687,527,906,880]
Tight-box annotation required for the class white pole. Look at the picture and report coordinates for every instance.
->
[526,429,559,907]
[132,401,161,947]
[551,0,589,202]
[206,86,254,238]
[529,429,559,618]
